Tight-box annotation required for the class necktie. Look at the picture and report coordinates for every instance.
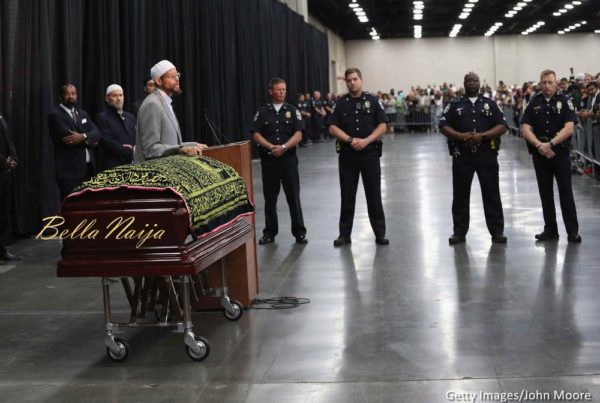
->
[71,109,77,122]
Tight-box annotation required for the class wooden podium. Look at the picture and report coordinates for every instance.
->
[200,141,259,308]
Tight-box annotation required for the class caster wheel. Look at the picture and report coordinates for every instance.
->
[107,337,130,362]
[223,299,244,321]
[186,336,210,361]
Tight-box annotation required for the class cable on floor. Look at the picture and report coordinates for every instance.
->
[251,297,310,310]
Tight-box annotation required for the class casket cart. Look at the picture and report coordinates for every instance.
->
[56,142,258,362]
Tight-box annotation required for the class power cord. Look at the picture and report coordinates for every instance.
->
[251,297,310,310]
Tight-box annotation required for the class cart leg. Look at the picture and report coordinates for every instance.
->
[219,259,244,321]
[181,276,210,361]
[102,278,129,361]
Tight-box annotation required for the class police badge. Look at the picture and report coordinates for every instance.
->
[365,100,371,109]
[285,111,291,119]
[483,103,490,114]
[556,101,562,113]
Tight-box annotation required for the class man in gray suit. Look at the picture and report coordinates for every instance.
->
[134,60,206,163]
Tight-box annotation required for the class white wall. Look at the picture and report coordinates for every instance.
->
[345,33,600,93]
[308,15,347,94]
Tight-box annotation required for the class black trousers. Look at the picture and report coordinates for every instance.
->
[532,148,578,235]
[0,175,11,254]
[452,147,504,237]
[57,163,94,200]
[338,147,385,238]
[260,152,306,238]
[311,115,323,141]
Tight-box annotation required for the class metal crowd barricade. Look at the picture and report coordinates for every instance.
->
[572,117,600,175]
[394,106,433,132]
[502,105,520,135]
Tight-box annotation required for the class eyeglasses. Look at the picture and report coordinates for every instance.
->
[164,72,181,80]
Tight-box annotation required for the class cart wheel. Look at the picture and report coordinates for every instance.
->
[223,299,244,321]
[185,336,210,361]
[106,338,130,362]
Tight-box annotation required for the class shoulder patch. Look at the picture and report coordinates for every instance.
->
[296,110,302,120]
[567,99,575,111]
[253,111,259,121]
[443,104,451,114]
[378,100,384,110]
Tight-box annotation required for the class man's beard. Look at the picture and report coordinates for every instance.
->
[63,99,76,108]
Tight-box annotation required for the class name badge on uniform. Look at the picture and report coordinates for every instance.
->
[456,107,463,116]
[285,111,291,119]
[356,102,362,110]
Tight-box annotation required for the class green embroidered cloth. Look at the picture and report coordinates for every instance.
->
[74,155,253,235]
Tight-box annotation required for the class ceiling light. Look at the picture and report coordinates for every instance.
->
[595,30,600,33]
[558,30,565,34]
[553,12,561,16]
[413,9,423,14]
[413,1,424,4]
[574,23,581,27]
[414,4,424,9]
[581,21,587,24]
[505,13,513,17]
[559,8,566,12]
[414,14,423,20]
[459,13,469,19]
[468,0,479,3]
[465,3,475,7]
[355,11,366,16]
[349,3,359,8]
[517,2,526,6]
[572,1,581,4]
[372,35,380,40]
[462,8,471,12]
[514,6,523,10]
[565,4,574,9]
[354,7,363,11]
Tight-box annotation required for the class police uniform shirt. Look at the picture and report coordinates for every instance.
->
[250,103,303,147]
[328,92,387,139]
[439,94,507,135]
[522,92,577,139]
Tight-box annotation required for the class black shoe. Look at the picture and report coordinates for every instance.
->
[567,233,582,243]
[448,234,466,245]
[1,252,23,261]
[491,234,507,243]
[295,235,308,244]
[333,236,351,247]
[375,237,389,245]
[535,231,559,241]
[1,251,23,262]
[258,235,275,245]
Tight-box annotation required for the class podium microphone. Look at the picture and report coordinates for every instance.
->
[203,108,230,146]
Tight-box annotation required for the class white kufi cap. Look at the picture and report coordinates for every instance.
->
[150,60,176,79]
[105,84,123,96]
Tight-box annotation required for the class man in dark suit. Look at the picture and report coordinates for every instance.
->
[95,84,136,171]
[0,113,22,263]
[48,84,101,200]
[131,76,155,117]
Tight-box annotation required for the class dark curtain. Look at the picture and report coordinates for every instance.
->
[0,0,329,236]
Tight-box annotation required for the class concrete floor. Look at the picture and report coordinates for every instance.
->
[1,132,600,402]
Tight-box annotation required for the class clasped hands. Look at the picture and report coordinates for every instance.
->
[2,157,17,173]
[461,132,484,147]
[62,130,86,146]
[536,142,555,159]
[348,137,370,151]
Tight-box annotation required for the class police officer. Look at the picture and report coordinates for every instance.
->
[328,67,388,246]
[296,93,312,147]
[251,78,308,245]
[439,72,508,245]
[521,69,581,243]
[311,91,326,142]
